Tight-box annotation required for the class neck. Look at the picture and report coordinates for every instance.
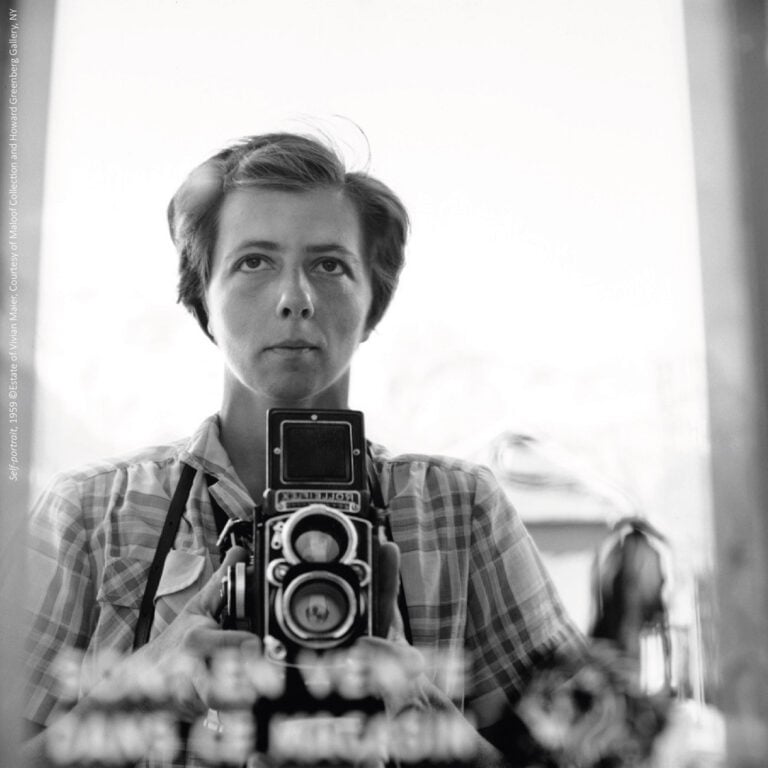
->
[218,374,351,500]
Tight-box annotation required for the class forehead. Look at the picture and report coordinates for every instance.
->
[214,186,363,256]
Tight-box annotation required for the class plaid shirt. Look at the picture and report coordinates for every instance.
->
[26,414,580,760]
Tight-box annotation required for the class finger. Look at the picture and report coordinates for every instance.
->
[184,627,256,657]
[376,541,400,636]
[188,545,250,618]
[356,636,423,672]
[354,636,425,711]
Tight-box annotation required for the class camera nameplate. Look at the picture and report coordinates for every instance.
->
[274,489,362,514]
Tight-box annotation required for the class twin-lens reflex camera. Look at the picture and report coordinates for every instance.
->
[219,409,384,662]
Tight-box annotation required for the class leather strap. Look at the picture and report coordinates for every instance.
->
[204,474,232,536]
[133,461,197,650]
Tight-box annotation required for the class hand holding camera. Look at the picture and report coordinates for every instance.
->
[132,546,255,719]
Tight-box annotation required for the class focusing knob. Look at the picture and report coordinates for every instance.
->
[233,561,247,619]
[221,562,250,630]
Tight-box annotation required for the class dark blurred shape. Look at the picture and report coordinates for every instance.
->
[509,645,670,768]
[589,517,672,691]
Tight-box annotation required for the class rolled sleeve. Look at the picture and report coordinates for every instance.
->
[465,466,583,725]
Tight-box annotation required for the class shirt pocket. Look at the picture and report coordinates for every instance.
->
[95,550,211,642]
[96,556,151,609]
[92,556,153,654]
[150,549,210,640]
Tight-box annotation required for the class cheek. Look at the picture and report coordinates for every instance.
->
[339,277,373,324]
[329,291,372,343]
[206,283,253,339]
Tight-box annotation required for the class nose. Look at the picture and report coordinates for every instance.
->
[276,270,314,320]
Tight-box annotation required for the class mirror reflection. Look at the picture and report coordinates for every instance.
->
[12,2,730,767]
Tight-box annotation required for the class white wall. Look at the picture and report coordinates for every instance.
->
[33,0,710,567]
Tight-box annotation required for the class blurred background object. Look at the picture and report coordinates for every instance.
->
[474,432,708,702]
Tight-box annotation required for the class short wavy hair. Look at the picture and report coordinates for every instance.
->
[168,133,409,341]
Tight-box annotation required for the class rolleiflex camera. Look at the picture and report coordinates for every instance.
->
[220,408,383,661]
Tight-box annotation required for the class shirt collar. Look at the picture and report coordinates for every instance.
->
[180,413,256,517]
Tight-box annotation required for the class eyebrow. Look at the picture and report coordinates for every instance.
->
[305,244,361,260]
[231,239,282,253]
[230,239,361,260]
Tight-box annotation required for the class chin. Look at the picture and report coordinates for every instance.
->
[260,379,324,406]
[232,363,347,408]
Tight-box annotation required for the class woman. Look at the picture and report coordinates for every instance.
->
[25,133,581,766]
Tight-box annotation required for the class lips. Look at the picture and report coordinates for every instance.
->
[265,339,321,352]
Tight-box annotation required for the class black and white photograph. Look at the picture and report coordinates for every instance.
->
[2,1,766,766]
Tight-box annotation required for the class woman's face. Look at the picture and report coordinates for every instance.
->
[205,186,373,407]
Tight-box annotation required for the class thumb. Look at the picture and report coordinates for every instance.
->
[377,541,401,636]
[188,545,250,618]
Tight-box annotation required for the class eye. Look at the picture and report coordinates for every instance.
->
[238,255,270,272]
[314,258,347,276]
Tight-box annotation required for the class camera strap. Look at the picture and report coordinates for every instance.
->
[133,461,197,650]
[133,465,238,650]
[366,444,413,647]
[204,473,242,560]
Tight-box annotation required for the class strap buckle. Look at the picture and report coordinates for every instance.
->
[216,517,253,555]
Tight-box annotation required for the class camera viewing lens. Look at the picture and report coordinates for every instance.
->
[290,580,348,633]
[282,505,357,564]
